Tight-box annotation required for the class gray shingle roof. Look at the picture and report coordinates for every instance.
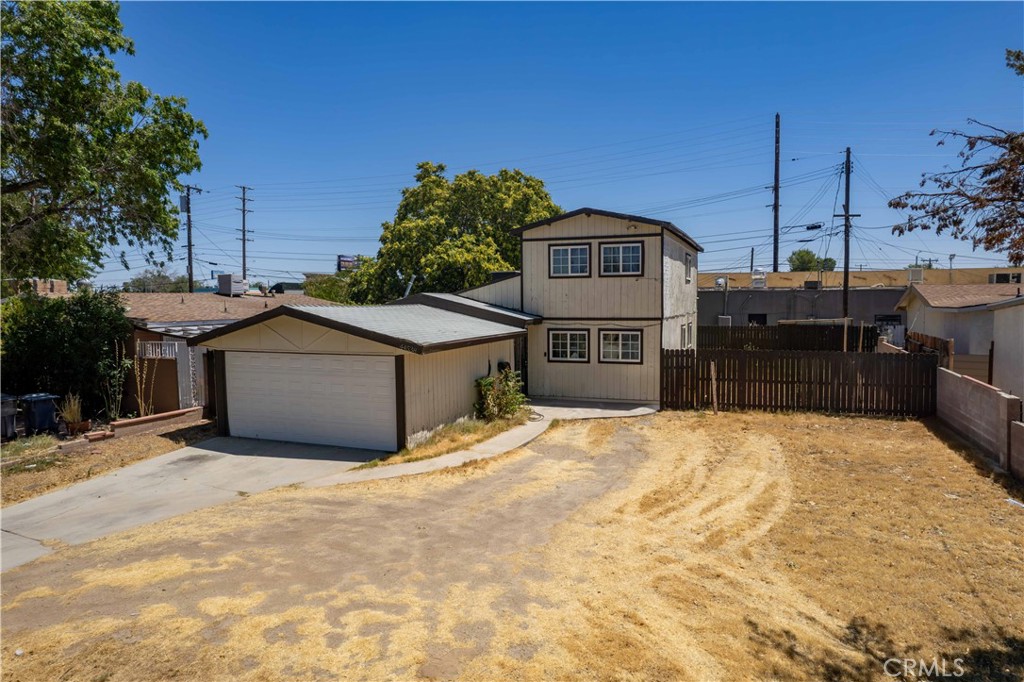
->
[189,303,526,354]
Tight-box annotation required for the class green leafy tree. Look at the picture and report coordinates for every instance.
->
[349,162,560,302]
[1,289,133,417]
[787,249,836,272]
[1,1,208,284]
[889,50,1024,265]
[122,267,189,293]
[302,271,353,303]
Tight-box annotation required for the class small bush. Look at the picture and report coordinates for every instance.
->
[475,369,525,421]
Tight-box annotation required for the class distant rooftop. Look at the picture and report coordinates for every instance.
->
[896,284,1023,310]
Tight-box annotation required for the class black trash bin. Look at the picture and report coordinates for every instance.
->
[1,393,17,441]
[20,393,59,435]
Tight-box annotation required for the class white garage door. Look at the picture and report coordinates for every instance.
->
[225,352,398,451]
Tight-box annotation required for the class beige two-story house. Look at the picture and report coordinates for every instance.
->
[461,208,703,404]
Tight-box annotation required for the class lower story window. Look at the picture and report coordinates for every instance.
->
[549,330,589,362]
[600,330,642,363]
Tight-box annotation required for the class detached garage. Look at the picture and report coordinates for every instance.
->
[189,304,528,452]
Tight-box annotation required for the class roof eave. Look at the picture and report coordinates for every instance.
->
[511,207,704,252]
[420,329,528,354]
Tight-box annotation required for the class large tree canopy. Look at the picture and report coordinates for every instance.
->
[787,248,836,272]
[1,1,207,284]
[348,162,560,303]
[888,50,1024,265]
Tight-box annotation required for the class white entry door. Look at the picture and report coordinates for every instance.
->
[225,352,398,451]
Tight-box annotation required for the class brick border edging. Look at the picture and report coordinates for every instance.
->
[110,407,204,439]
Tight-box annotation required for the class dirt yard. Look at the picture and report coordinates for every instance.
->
[1,422,216,506]
[2,412,1022,681]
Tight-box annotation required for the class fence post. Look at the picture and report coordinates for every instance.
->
[710,361,718,415]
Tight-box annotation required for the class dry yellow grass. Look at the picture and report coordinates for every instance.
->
[357,411,529,470]
[1,412,1021,681]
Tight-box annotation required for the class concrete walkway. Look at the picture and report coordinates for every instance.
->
[1,400,655,572]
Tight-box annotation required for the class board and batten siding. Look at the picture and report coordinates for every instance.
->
[661,232,699,349]
[459,276,522,309]
[199,315,400,355]
[404,340,514,438]
[527,322,661,402]
[521,214,662,319]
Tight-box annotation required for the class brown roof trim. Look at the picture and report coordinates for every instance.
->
[511,207,704,253]
[187,306,526,354]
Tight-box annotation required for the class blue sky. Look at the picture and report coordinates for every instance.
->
[96,2,1023,286]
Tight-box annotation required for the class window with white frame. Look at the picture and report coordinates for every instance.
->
[687,320,694,348]
[549,330,589,361]
[601,243,642,276]
[685,253,694,283]
[550,244,589,277]
[600,330,642,363]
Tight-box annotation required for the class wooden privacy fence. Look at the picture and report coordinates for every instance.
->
[698,324,880,352]
[905,331,954,369]
[662,349,938,416]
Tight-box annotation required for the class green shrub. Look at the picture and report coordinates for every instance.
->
[475,369,525,421]
[1,289,132,418]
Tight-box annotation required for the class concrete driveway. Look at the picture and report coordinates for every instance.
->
[1,437,376,572]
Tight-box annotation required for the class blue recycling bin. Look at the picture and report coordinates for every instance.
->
[20,393,59,435]
[1,393,17,440]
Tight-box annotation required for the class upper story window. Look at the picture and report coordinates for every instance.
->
[550,244,590,277]
[685,253,694,283]
[600,243,643,276]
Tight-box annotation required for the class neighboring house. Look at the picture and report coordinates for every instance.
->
[123,291,331,415]
[989,295,1024,399]
[895,283,1022,383]
[189,304,526,451]
[461,208,703,404]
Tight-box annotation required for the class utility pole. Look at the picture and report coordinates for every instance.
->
[834,147,860,320]
[181,185,202,293]
[750,247,755,273]
[236,186,253,281]
[772,113,781,273]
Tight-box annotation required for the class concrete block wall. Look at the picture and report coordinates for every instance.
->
[937,368,1022,470]
[1011,422,1024,482]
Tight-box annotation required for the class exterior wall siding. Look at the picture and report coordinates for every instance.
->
[404,340,514,438]
[527,321,661,402]
[459,277,522,309]
[521,214,662,318]
[199,316,400,355]
[662,233,698,349]
[906,300,994,356]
